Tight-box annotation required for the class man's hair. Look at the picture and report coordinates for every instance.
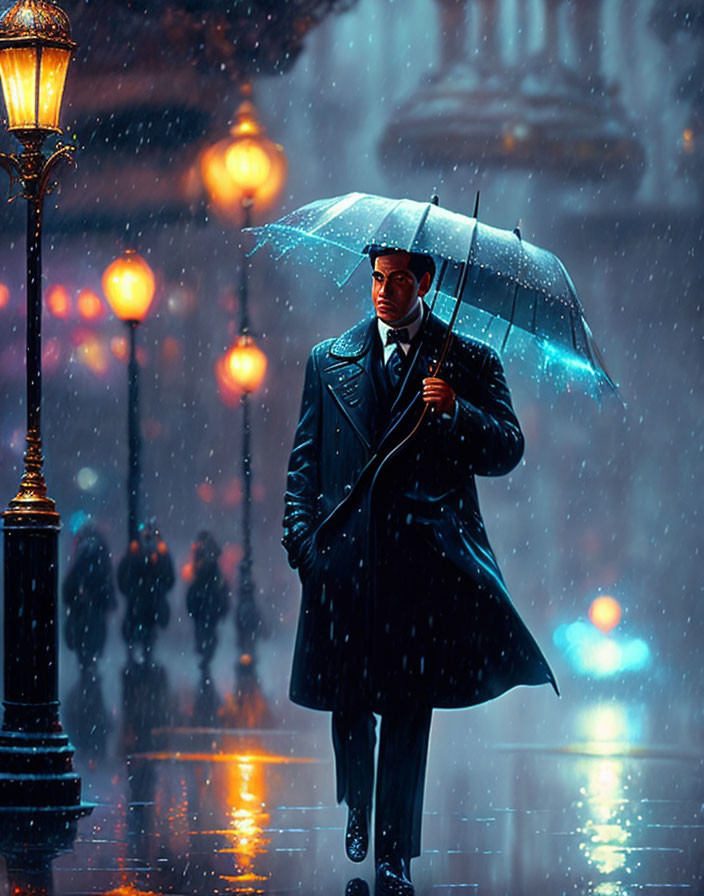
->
[368,246,436,285]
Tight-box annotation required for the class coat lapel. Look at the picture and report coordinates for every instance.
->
[324,318,378,451]
[379,307,449,447]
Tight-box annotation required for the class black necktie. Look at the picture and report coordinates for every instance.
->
[386,345,406,389]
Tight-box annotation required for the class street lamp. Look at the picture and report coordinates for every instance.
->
[0,0,90,847]
[202,90,285,723]
[199,93,287,228]
[102,250,156,544]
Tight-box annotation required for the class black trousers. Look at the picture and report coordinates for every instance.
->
[332,703,432,865]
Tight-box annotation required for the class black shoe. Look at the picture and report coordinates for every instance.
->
[345,806,369,862]
[345,878,370,896]
[375,856,414,896]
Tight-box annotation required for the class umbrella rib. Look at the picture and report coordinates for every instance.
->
[501,281,519,353]
[501,233,523,353]
[428,259,449,316]
[249,222,364,259]
[368,198,408,252]
[306,192,365,237]
[432,218,478,377]
[408,201,435,255]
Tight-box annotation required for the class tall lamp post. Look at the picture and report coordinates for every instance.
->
[102,250,156,545]
[202,91,286,723]
[0,0,90,846]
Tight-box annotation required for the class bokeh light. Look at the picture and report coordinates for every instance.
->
[589,595,622,633]
[47,284,71,319]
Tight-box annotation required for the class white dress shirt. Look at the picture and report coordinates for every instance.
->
[377,299,423,364]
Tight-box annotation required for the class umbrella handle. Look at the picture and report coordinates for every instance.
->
[377,213,478,465]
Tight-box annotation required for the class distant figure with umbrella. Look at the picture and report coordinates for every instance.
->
[63,523,116,669]
[186,531,230,723]
[62,522,116,757]
[118,519,175,664]
[247,193,616,895]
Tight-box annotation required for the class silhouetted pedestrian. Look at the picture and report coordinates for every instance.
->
[186,531,230,674]
[118,519,174,663]
[62,523,116,670]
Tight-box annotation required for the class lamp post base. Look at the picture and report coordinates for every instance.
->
[1,497,91,825]
[0,803,92,894]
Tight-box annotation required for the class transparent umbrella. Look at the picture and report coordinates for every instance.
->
[248,191,619,401]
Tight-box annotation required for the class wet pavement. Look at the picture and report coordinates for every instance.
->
[3,688,701,896]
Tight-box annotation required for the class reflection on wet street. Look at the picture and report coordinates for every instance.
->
[2,685,701,896]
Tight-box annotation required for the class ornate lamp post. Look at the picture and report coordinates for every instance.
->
[202,91,286,722]
[0,0,90,848]
[102,250,156,544]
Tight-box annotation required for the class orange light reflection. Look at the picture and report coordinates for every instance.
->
[130,751,313,764]
[221,755,270,881]
[104,887,163,896]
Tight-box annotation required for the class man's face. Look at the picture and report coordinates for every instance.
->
[371,251,431,324]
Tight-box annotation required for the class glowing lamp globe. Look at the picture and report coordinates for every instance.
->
[0,0,76,133]
[589,595,622,634]
[218,334,267,395]
[200,99,287,224]
[102,251,156,324]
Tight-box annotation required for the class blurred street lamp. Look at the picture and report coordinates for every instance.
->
[102,250,156,543]
[0,0,90,848]
[200,92,287,228]
[204,90,285,724]
[217,334,268,397]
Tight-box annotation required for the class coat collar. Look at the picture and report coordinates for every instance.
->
[329,316,376,360]
[329,305,447,361]
[324,306,453,452]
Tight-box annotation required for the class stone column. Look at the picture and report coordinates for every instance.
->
[573,0,605,82]
[475,0,502,68]
[435,0,469,69]
[542,0,563,64]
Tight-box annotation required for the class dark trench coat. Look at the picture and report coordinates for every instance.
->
[283,307,558,713]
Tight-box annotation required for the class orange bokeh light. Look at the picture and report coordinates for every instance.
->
[75,335,109,376]
[197,481,215,504]
[0,283,9,310]
[588,595,622,634]
[77,288,106,320]
[47,284,71,319]
[110,336,128,361]
[220,542,243,580]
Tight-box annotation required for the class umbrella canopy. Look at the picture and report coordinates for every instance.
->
[248,192,619,401]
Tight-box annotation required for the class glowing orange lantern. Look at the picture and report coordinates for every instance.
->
[200,97,287,225]
[589,595,622,634]
[0,1,76,134]
[102,250,156,323]
[217,334,267,396]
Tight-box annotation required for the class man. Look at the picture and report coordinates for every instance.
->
[283,247,557,895]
